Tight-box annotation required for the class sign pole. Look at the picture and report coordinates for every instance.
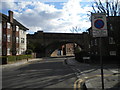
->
[91,13,107,90]
[99,35,104,90]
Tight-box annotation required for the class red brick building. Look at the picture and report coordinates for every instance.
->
[88,16,120,63]
[51,43,74,57]
[1,10,28,56]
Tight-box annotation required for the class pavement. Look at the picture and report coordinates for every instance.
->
[1,58,43,69]
[65,57,120,90]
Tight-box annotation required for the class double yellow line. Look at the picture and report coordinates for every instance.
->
[74,78,85,90]
[74,74,119,90]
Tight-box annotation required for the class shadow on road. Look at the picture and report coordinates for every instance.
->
[2,61,76,89]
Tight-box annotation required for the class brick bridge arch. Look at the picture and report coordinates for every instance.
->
[27,31,90,57]
[45,41,84,57]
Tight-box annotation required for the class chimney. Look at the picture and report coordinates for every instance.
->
[8,10,13,23]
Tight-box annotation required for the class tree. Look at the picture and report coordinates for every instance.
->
[70,26,81,33]
[25,49,33,55]
[92,0,120,16]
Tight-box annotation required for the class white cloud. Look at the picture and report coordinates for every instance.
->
[1,0,94,33]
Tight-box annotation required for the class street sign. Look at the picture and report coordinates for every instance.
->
[91,13,107,37]
[94,19,104,29]
[91,13,108,89]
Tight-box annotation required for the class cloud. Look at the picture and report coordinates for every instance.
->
[1,0,94,33]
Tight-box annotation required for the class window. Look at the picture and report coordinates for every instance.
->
[7,35,11,42]
[3,34,6,41]
[16,37,19,43]
[95,52,98,55]
[110,24,113,31]
[109,37,115,44]
[89,44,90,48]
[3,48,6,55]
[94,39,97,46]
[21,30,24,34]
[91,41,93,46]
[7,48,10,55]
[21,48,25,54]
[110,51,116,56]
[21,38,25,43]
[3,22,6,28]
[16,26,19,31]
[7,22,11,29]
[16,48,19,55]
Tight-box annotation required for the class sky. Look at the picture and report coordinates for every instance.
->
[0,0,119,34]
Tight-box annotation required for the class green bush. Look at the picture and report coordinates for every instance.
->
[7,56,16,62]
[1,55,33,64]
[16,55,24,60]
[25,49,33,54]
[16,55,32,61]
[27,55,32,58]
[75,51,89,62]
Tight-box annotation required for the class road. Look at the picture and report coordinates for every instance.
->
[2,57,119,89]
[2,57,78,89]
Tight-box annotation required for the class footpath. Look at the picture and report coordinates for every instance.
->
[66,57,120,90]
[1,58,42,69]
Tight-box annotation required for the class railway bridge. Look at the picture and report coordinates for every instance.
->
[27,31,90,57]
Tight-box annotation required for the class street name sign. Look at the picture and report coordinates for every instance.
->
[91,13,108,37]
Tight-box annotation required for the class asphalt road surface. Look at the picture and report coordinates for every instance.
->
[2,57,77,89]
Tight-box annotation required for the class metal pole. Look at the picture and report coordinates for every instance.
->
[99,36,104,90]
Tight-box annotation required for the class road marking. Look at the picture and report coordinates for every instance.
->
[80,69,95,74]
[74,74,120,90]
[74,78,85,90]
[78,79,85,90]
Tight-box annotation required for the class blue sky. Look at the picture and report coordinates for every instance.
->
[45,2,65,9]
[0,0,95,34]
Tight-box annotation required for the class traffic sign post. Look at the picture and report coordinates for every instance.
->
[91,13,108,90]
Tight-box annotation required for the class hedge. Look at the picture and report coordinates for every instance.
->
[75,51,89,62]
[0,55,32,64]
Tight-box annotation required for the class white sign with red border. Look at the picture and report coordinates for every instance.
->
[91,13,108,37]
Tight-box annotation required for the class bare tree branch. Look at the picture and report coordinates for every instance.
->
[70,26,81,33]
[92,0,120,16]
[92,4,97,13]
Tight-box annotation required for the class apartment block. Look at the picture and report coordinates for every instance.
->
[0,10,28,56]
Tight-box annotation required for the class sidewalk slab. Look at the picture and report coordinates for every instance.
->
[66,58,120,90]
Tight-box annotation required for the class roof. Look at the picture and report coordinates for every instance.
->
[0,12,29,31]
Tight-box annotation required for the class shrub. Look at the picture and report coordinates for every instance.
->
[75,51,89,62]
[16,55,32,61]
[1,55,33,64]
[7,56,16,62]
[25,49,33,55]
